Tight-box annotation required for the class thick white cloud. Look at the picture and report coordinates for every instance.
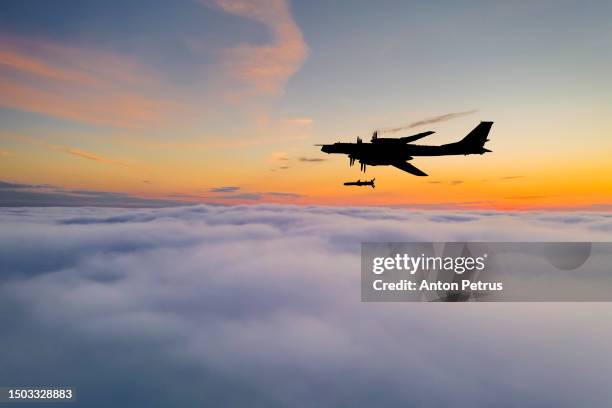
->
[1,205,612,407]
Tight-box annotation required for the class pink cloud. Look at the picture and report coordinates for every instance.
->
[202,0,308,100]
[0,35,173,127]
[49,146,129,168]
[0,3,309,140]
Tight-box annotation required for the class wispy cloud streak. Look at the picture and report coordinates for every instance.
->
[0,35,171,127]
[0,132,129,168]
[49,146,129,168]
[378,110,477,134]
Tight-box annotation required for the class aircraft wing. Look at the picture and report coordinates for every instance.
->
[391,161,428,176]
[400,131,435,144]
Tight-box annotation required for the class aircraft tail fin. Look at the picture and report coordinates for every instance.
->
[457,121,493,152]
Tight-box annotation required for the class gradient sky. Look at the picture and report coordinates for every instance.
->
[0,0,611,209]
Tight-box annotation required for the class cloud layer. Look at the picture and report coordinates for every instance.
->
[0,181,182,207]
[1,205,612,407]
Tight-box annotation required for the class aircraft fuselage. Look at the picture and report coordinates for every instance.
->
[318,121,494,176]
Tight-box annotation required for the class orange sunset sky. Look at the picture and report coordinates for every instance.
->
[0,0,611,210]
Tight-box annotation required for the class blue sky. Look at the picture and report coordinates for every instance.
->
[0,0,611,208]
[3,0,610,136]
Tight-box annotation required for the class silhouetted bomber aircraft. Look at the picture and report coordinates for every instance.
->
[343,178,375,188]
[319,122,493,176]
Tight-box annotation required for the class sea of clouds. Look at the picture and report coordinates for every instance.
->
[1,205,612,407]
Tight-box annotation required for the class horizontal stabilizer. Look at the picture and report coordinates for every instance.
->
[392,161,428,176]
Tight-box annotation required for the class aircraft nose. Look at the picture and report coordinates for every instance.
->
[321,145,330,153]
